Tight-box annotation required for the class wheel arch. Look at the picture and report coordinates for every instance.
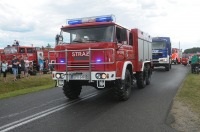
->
[121,61,133,80]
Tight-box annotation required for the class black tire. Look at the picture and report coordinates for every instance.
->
[146,65,151,85]
[165,63,170,71]
[137,69,146,89]
[114,69,132,101]
[63,81,82,99]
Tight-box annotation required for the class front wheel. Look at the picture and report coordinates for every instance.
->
[63,81,82,99]
[114,69,132,101]
[165,63,170,71]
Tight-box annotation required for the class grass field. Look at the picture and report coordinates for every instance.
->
[0,72,55,99]
[176,73,200,116]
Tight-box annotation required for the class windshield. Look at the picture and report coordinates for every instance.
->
[61,25,114,44]
[152,42,166,50]
[182,54,189,58]
[4,47,17,54]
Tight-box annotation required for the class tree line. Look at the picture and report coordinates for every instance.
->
[184,47,200,54]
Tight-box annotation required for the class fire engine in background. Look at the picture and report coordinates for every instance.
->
[181,53,189,66]
[1,45,56,72]
[50,15,153,101]
[0,48,3,62]
[171,48,182,64]
[152,37,172,71]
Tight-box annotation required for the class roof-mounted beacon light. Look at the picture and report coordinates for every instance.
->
[67,14,115,25]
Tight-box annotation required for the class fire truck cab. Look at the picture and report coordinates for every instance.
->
[50,15,153,101]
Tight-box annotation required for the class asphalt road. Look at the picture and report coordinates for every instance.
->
[0,64,190,132]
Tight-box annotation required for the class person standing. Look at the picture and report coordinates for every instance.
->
[20,56,25,78]
[1,60,8,82]
[24,57,29,77]
[38,53,44,75]
[12,55,19,81]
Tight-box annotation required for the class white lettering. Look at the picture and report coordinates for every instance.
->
[72,51,89,57]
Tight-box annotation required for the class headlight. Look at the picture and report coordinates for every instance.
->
[95,73,107,79]
[101,73,106,79]
[96,73,101,79]
[56,74,60,78]
[160,58,168,62]
[60,73,65,79]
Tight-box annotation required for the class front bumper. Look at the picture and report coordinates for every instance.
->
[52,71,116,87]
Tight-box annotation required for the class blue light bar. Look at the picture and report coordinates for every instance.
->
[96,16,113,22]
[68,19,82,25]
[67,15,115,25]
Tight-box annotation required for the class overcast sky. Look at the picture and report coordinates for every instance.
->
[0,0,200,51]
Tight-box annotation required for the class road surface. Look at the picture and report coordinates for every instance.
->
[0,65,189,132]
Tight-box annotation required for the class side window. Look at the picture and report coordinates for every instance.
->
[116,27,127,44]
[62,31,70,43]
[19,48,25,53]
[129,32,133,46]
[116,27,121,43]
[27,48,33,53]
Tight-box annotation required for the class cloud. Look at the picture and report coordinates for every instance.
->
[0,0,200,51]
[0,1,37,33]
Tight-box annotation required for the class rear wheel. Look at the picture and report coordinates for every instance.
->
[114,69,132,101]
[146,65,151,85]
[137,68,146,89]
[63,81,82,99]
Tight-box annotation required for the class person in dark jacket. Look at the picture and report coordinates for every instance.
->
[12,55,19,81]
[20,56,25,78]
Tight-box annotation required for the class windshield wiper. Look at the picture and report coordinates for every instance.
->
[87,39,100,42]
[72,40,83,43]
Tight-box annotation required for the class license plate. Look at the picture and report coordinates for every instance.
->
[71,74,85,80]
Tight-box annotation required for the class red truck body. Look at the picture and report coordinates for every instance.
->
[1,45,56,70]
[51,15,153,101]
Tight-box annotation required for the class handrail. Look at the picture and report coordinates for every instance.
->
[48,48,115,82]
[48,48,115,65]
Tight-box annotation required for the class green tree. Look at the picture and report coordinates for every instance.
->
[184,47,200,54]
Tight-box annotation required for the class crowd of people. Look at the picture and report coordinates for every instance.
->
[0,53,52,83]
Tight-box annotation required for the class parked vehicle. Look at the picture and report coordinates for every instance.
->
[1,45,56,71]
[181,53,189,66]
[152,37,172,71]
[171,48,182,64]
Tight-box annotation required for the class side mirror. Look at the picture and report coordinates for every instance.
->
[55,34,59,45]
[55,34,63,45]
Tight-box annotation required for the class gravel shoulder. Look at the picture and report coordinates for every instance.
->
[169,99,200,132]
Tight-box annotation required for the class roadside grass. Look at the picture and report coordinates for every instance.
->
[0,73,55,99]
[176,73,200,117]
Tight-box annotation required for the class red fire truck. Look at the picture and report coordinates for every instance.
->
[1,45,55,71]
[50,15,153,101]
[181,53,189,66]
[171,48,182,64]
